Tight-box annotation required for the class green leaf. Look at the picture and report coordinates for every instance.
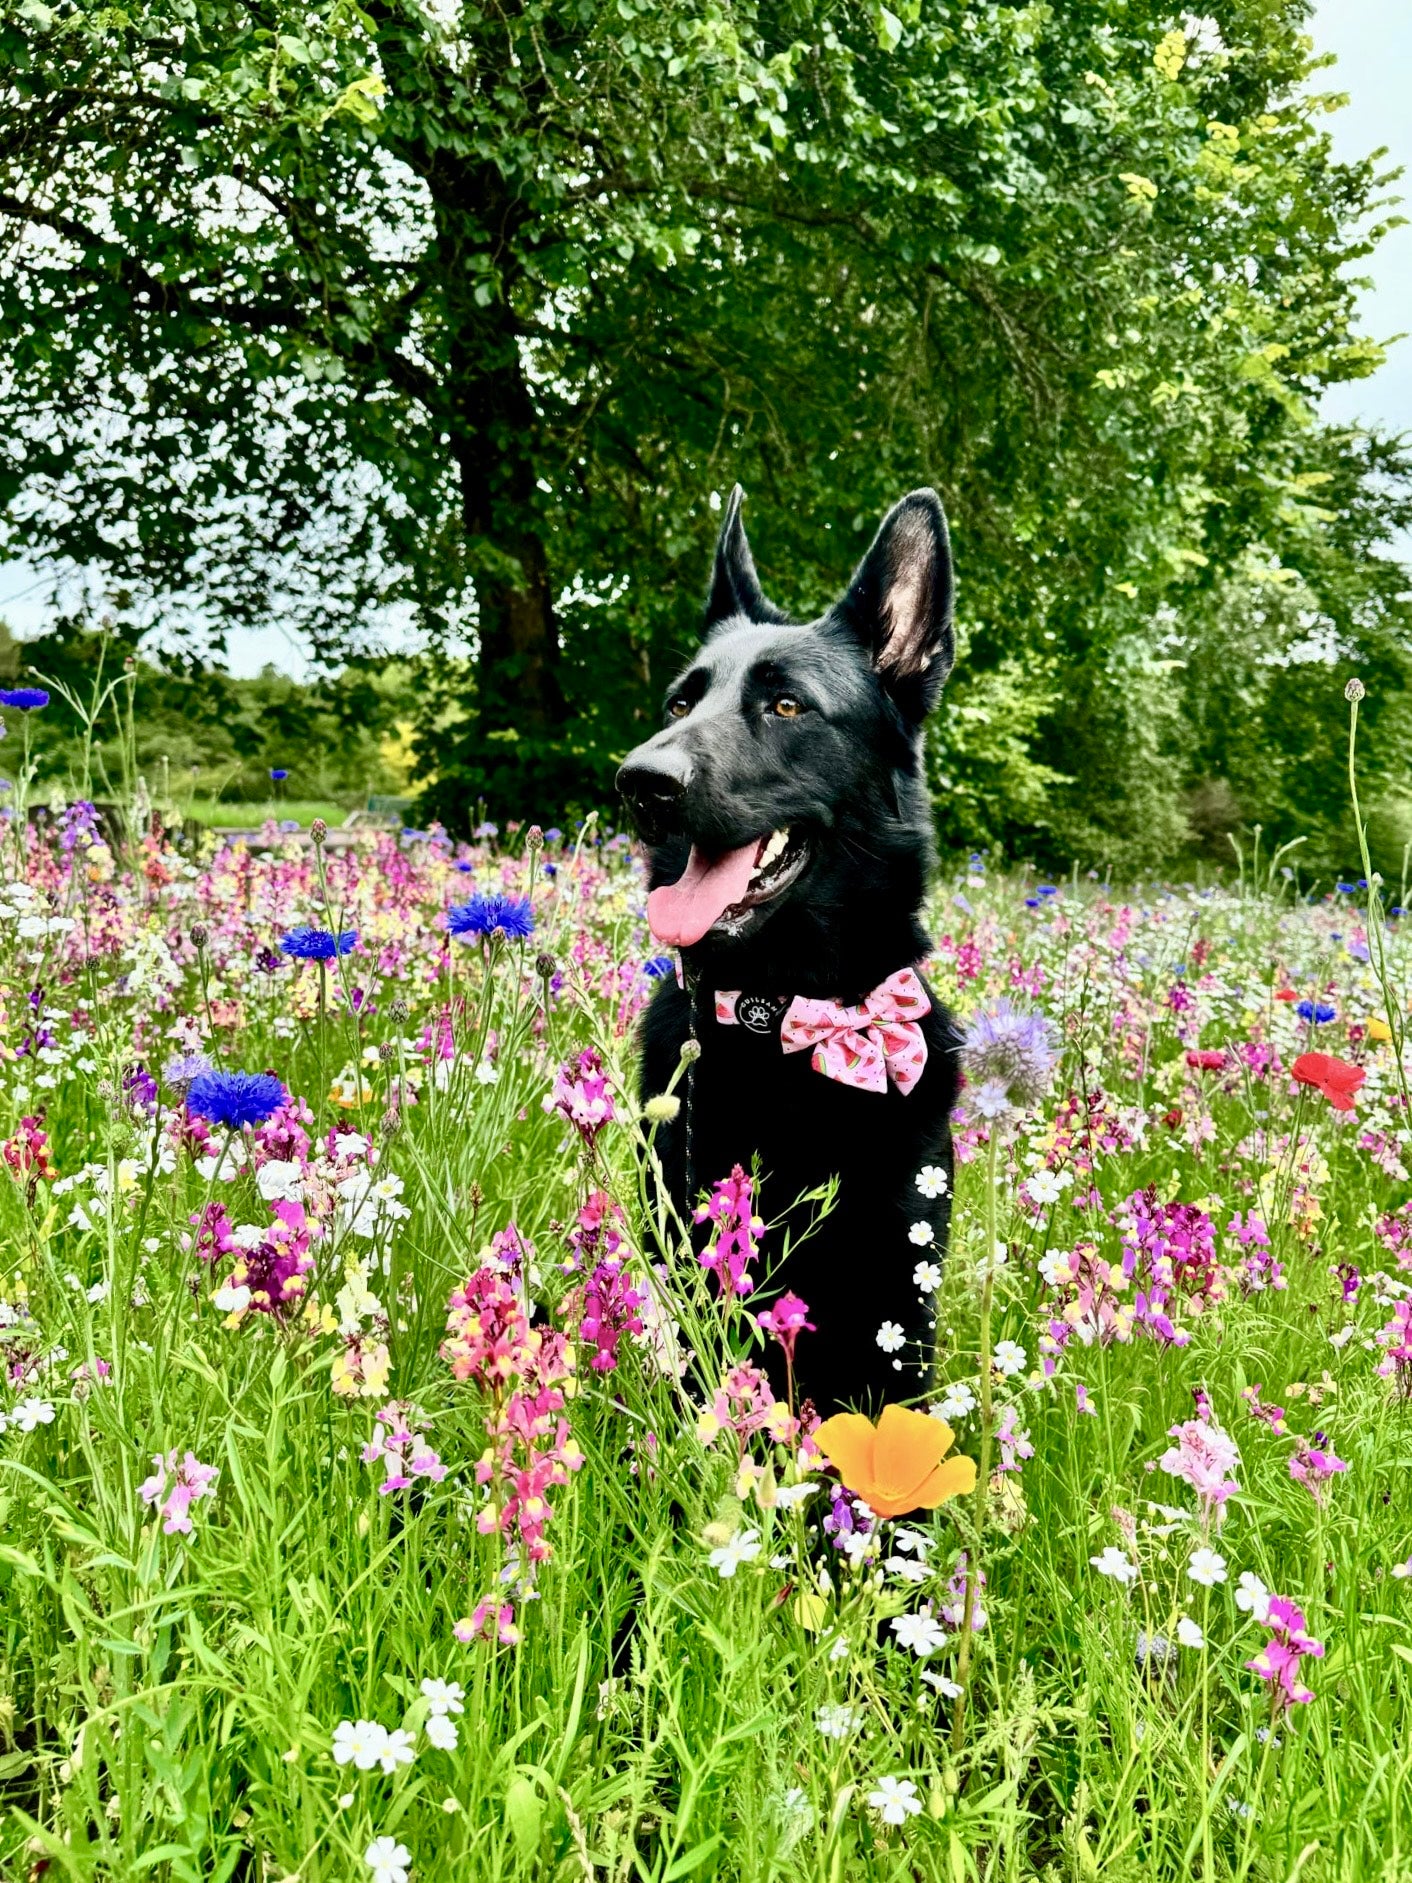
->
[504,1774,542,1854]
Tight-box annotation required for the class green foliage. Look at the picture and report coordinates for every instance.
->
[0,0,1409,859]
[0,622,418,807]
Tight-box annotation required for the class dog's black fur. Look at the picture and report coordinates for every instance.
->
[617,488,961,1413]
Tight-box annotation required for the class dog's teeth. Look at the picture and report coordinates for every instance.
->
[757,829,788,874]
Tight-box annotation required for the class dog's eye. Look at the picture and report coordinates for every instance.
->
[769,696,803,719]
[666,697,691,720]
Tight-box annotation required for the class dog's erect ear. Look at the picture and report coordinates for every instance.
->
[704,485,788,630]
[836,489,955,712]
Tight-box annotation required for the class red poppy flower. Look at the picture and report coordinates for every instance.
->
[1185,1050,1226,1072]
[1291,1052,1364,1112]
[1274,988,1299,1003]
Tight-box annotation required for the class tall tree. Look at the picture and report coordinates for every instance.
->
[2,0,1408,847]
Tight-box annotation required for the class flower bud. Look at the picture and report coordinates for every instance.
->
[526,825,544,851]
[679,1038,702,1065]
[535,951,557,979]
[643,1093,681,1124]
[310,818,328,846]
[1344,677,1366,702]
[389,997,409,1022]
[190,923,208,948]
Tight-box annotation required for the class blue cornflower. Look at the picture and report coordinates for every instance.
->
[473,821,499,839]
[1037,884,1058,899]
[643,955,676,980]
[187,1069,286,1128]
[453,860,474,873]
[0,688,49,711]
[543,827,563,844]
[1296,999,1337,1025]
[279,926,357,961]
[269,767,289,781]
[968,853,986,874]
[447,893,535,941]
[1335,882,1356,895]
[1024,897,1040,908]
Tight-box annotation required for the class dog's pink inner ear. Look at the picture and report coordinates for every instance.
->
[877,508,939,679]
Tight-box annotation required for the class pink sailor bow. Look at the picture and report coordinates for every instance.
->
[779,966,932,1095]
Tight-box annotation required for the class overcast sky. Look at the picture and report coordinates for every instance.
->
[1,1,1407,678]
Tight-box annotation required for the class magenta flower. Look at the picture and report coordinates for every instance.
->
[1245,1594,1325,1710]
[695,1166,763,1299]
[544,1048,615,1151]
[139,1450,219,1535]
[1288,1437,1348,1503]
[995,1403,1034,1474]
[757,1291,815,1365]
[570,1196,646,1374]
[362,1401,448,1495]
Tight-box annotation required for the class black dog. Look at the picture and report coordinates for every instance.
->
[618,486,961,1414]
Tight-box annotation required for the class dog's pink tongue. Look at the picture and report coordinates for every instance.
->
[647,841,759,947]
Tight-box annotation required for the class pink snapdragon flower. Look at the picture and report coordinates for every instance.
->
[362,1401,447,1494]
[695,1166,763,1298]
[1158,1407,1241,1523]
[1377,1300,1412,1393]
[1245,1594,1325,1710]
[139,1450,219,1535]
[757,1292,815,1366]
[544,1048,615,1150]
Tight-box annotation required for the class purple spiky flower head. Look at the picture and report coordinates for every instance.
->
[960,1000,1056,1115]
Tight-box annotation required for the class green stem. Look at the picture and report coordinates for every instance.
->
[951,1123,1001,1755]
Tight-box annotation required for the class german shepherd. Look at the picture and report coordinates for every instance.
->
[618,488,961,1413]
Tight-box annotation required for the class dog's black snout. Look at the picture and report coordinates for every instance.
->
[616,749,693,839]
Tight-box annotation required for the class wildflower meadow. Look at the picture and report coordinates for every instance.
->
[1,686,1410,1883]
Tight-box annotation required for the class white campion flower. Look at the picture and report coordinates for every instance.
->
[376,1728,416,1774]
[1187,1548,1227,1588]
[425,1714,458,1751]
[13,1397,55,1432]
[707,1528,761,1579]
[419,1678,465,1717]
[875,1322,905,1353]
[365,1836,413,1883]
[914,1165,949,1198]
[867,1775,922,1825]
[912,1260,942,1293]
[256,1159,304,1203]
[332,1720,389,1771]
[935,1382,977,1421]
[889,1611,947,1657]
[1038,1248,1074,1288]
[993,1340,1027,1377]
[213,1283,252,1314]
[1024,1169,1071,1206]
[907,1220,935,1247]
[1090,1547,1138,1585]
[1234,1571,1271,1619]
[1176,1616,1205,1649]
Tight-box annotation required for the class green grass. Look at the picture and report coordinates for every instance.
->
[180,796,352,828]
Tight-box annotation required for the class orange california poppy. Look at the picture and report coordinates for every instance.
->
[812,1403,976,1519]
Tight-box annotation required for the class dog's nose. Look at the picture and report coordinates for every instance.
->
[617,749,692,839]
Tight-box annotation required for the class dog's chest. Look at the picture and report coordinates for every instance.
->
[686,1009,945,1192]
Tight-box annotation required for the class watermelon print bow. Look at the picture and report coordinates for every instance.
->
[779,966,931,1095]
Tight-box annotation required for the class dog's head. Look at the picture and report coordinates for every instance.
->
[618,487,955,975]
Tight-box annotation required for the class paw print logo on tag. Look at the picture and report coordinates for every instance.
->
[735,993,788,1035]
